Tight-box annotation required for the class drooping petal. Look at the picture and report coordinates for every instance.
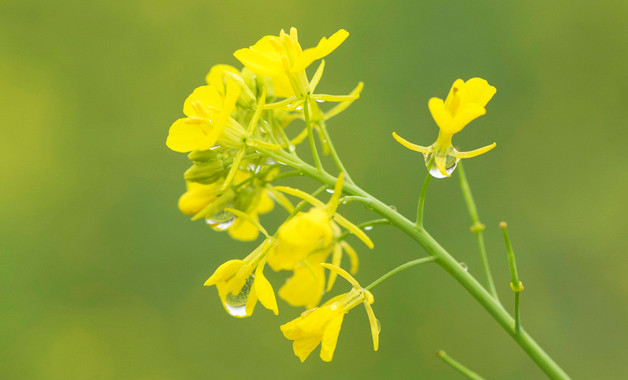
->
[293,336,322,363]
[320,314,345,362]
[340,241,359,274]
[454,142,497,159]
[254,262,279,315]
[204,260,244,286]
[279,261,326,309]
[205,65,240,94]
[326,244,343,292]
[392,132,431,154]
[363,300,380,351]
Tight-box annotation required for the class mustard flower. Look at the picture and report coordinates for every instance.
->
[166,81,243,153]
[204,237,278,318]
[269,174,372,308]
[280,264,379,362]
[234,27,348,98]
[393,78,497,178]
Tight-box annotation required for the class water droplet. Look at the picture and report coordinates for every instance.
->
[376,319,382,333]
[288,144,296,152]
[225,275,254,317]
[206,209,236,230]
[326,189,334,194]
[459,262,468,272]
[424,152,459,179]
[315,99,325,103]
[296,105,303,110]
[388,205,397,211]
[364,226,373,231]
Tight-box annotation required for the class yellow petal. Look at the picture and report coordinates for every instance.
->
[454,142,497,159]
[363,301,379,351]
[333,213,374,249]
[428,97,454,133]
[320,263,360,289]
[228,214,260,241]
[204,260,244,286]
[244,285,258,317]
[254,262,278,315]
[326,244,343,292]
[234,45,283,77]
[293,336,322,363]
[392,132,430,154]
[458,77,496,108]
[205,64,240,94]
[320,314,344,362]
[340,241,359,274]
[256,190,275,214]
[183,85,222,117]
[279,262,326,309]
[166,118,215,153]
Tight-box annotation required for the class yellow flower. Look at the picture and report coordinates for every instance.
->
[393,78,497,178]
[278,251,329,309]
[268,208,334,271]
[280,264,379,362]
[234,27,348,97]
[204,238,278,318]
[166,81,243,153]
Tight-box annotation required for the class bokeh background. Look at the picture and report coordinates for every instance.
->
[2,0,627,378]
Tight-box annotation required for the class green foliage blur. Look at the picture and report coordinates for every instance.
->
[2,0,627,378]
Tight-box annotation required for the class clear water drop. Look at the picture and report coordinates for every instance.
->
[424,152,459,179]
[296,105,303,110]
[326,189,334,194]
[459,262,468,272]
[315,99,325,103]
[388,205,397,211]
[288,144,296,153]
[225,275,254,317]
[376,319,382,333]
[364,226,373,231]
[206,209,236,231]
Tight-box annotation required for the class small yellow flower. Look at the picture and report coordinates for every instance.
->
[280,264,379,362]
[166,81,243,153]
[393,78,497,177]
[204,238,278,318]
[234,27,348,97]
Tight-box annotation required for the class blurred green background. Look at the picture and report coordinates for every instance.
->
[2,0,627,378]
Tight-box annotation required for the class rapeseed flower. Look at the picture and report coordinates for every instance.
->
[205,237,278,317]
[270,174,372,308]
[234,27,348,98]
[393,78,497,177]
[280,263,379,362]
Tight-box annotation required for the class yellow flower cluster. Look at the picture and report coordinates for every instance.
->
[166,27,375,362]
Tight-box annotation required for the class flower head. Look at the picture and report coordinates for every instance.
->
[280,264,379,362]
[166,81,243,153]
[234,27,348,97]
[393,78,497,178]
[204,238,278,318]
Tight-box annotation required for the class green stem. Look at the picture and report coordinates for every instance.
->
[317,119,354,184]
[416,171,432,229]
[501,222,524,332]
[457,162,499,300]
[437,350,485,380]
[365,256,436,291]
[260,149,571,380]
[303,98,323,171]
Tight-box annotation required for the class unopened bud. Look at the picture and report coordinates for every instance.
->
[187,149,218,164]
[184,160,225,184]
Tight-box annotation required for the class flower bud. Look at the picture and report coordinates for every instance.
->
[184,160,226,184]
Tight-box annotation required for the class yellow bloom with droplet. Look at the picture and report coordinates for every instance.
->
[234,27,348,97]
[393,78,497,177]
[280,264,379,362]
[205,237,278,318]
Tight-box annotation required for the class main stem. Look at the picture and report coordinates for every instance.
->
[263,149,570,380]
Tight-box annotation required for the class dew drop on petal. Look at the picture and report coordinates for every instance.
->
[424,152,459,179]
[206,209,236,231]
[315,99,325,103]
[225,275,254,317]
[376,319,382,333]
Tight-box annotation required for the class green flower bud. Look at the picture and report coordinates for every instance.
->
[187,149,219,164]
[184,160,226,184]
